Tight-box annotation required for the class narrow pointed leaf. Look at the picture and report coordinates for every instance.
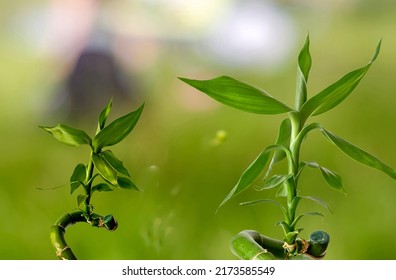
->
[295,35,311,110]
[240,199,287,216]
[101,150,130,177]
[291,212,323,229]
[300,40,381,122]
[218,149,271,209]
[179,76,292,114]
[91,183,113,193]
[321,128,396,180]
[98,98,113,130]
[117,176,139,191]
[40,124,91,146]
[301,196,333,214]
[218,145,290,210]
[260,174,292,190]
[93,103,144,152]
[302,161,345,193]
[92,153,118,185]
[70,163,87,194]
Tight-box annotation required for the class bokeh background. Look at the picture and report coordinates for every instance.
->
[1,0,396,260]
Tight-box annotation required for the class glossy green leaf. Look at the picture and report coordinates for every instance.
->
[98,98,113,131]
[40,124,91,146]
[301,161,345,193]
[117,176,139,191]
[300,40,381,122]
[70,163,86,194]
[101,150,130,177]
[92,153,118,185]
[91,183,113,193]
[321,128,396,180]
[260,174,292,190]
[218,145,290,210]
[92,103,144,152]
[179,76,292,114]
[295,35,311,110]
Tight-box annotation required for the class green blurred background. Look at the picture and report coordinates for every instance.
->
[1,0,396,260]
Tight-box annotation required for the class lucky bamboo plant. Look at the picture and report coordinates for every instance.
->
[179,35,396,259]
[40,99,144,260]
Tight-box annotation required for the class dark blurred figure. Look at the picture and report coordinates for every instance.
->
[44,0,139,120]
[57,45,134,119]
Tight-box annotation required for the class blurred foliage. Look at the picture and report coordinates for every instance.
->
[1,0,396,260]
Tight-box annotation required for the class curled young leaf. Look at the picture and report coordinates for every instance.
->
[179,76,293,115]
[295,35,311,110]
[300,40,381,123]
[40,124,91,147]
[98,98,113,131]
[93,103,144,152]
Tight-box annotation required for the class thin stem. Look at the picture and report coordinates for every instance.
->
[84,151,95,213]
[284,112,302,243]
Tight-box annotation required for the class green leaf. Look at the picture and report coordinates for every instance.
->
[301,196,333,214]
[40,124,91,146]
[301,161,345,193]
[93,103,144,152]
[260,174,292,190]
[240,199,287,217]
[321,128,396,180]
[117,176,139,191]
[70,163,86,194]
[179,76,292,114]
[273,118,292,163]
[92,153,118,185]
[98,98,113,131]
[291,212,323,229]
[264,118,291,181]
[101,150,130,177]
[276,184,288,197]
[91,183,113,193]
[300,40,381,122]
[77,194,88,208]
[218,145,290,210]
[295,35,311,110]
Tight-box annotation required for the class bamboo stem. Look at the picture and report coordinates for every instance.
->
[231,230,327,260]
[50,210,118,260]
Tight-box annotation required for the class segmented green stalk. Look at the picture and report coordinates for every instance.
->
[231,230,328,260]
[50,211,118,260]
